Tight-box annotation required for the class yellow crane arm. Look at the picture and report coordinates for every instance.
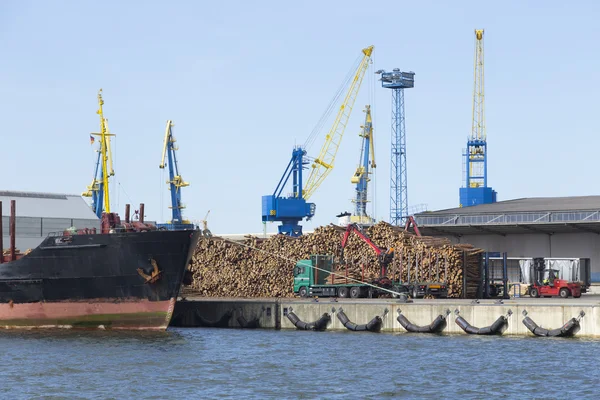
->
[103,118,115,177]
[160,120,173,169]
[367,107,375,169]
[302,45,374,200]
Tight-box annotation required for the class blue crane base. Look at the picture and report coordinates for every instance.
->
[459,187,497,208]
[277,222,303,237]
[261,195,315,237]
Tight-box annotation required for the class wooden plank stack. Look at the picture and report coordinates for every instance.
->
[186,222,483,298]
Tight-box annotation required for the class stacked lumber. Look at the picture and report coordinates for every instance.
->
[187,222,483,298]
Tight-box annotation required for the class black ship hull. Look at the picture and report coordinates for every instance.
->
[0,229,201,330]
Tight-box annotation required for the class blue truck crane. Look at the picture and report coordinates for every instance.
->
[262,45,374,236]
[157,120,195,231]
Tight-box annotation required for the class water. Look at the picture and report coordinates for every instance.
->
[0,328,599,399]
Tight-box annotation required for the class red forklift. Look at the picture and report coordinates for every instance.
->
[529,257,582,299]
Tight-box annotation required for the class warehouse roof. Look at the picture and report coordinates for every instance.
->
[418,196,600,216]
[414,195,600,236]
[0,190,99,219]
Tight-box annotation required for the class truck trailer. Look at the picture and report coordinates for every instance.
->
[293,254,449,299]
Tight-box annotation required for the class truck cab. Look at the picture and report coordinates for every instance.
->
[293,260,312,297]
[293,255,336,297]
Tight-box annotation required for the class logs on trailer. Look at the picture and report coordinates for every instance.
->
[187,222,483,298]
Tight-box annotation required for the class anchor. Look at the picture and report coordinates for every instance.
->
[137,257,162,284]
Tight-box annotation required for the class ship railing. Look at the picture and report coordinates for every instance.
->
[47,227,99,237]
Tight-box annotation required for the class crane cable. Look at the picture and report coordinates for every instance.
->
[303,53,363,152]
[219,235,405,297]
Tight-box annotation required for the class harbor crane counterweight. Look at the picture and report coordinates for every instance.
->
[157,120,195,231]
[262,45,374,236]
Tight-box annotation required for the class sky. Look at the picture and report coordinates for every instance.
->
[1,0,600,234]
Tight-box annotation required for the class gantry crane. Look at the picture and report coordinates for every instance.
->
[459,29,497,207]
[82,89,115,218]
[375,68,415,226]
[157,120,195,231]
[262,45,374,236]
[349,105,376,226]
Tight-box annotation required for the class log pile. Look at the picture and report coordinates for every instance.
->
[186,222,483,298]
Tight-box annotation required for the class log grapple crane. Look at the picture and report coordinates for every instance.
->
[340,223,394,282]
[262,45,374,236]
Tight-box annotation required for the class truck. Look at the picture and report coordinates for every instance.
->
[292,223,448,299]
[293,254,405,298]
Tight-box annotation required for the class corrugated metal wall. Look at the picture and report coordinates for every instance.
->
[451,232,600,283]
[1,216,100,250]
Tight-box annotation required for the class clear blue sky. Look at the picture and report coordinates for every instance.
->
[1,0,599,234]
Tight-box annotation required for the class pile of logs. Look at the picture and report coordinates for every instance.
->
[186,222,484,298]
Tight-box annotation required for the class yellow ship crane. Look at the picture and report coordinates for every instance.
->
[82,89,115,218]
[303,45,374,200]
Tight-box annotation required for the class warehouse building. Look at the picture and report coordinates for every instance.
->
[0,190,100,251]
[415,196,600,282]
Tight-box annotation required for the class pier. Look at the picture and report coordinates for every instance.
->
[171,295,600,338]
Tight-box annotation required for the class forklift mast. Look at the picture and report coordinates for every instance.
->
[482,252,509,299]
[532,257,545,286]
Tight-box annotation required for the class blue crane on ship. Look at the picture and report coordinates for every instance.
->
[82,89,115,218]
[262,45,374,236]
[157,120,195,231]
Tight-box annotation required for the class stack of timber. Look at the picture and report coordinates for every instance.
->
[187,222,483,298]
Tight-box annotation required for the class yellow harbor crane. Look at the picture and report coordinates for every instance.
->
[459,29,497,207]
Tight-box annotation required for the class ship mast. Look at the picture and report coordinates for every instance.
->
[92,89,115,213]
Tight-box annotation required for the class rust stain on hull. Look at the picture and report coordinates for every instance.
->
[0,297,177,330]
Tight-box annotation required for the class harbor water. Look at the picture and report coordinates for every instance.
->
[1,328,599,399]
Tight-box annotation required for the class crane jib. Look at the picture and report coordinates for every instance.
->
[303,45,374,201]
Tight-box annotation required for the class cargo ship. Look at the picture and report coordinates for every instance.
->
[0,89,201,330]
[0,204,200,330]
